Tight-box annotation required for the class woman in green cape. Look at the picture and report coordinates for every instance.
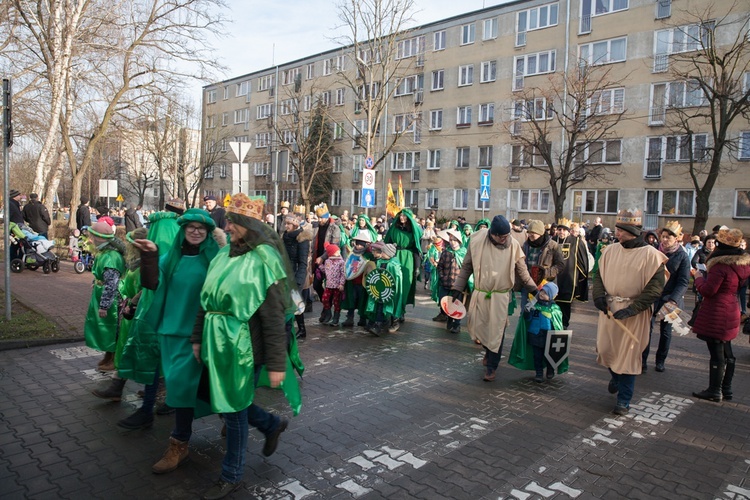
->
[191,193,303,499]
[474,218,490,231]
[462,224,474,248]
[350,213,378,244]
[83,220,125,372]
[383,208,423,322]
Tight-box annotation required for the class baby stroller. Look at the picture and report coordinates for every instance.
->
[9,222,60,274]
[69,228,94,274]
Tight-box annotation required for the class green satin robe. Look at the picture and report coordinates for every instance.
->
[508,302,569,374]
[365,257,404,320]
[84,249,125,352]
[114,267,140,369]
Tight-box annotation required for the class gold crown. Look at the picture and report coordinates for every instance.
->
[280,201,290,209]
[616,209,642,226]
[557,217,572,229]
[293,204,305,215]
[663,220,682,237]
[315,203,329,217]
[227,193,265,220]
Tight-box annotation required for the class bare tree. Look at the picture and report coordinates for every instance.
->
[655,6,750,233]
[506,64,628,219]
[196,125,234,207]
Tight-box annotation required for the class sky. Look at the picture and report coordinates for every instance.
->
[192,0,514,99]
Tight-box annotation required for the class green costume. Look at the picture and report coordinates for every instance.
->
[427,243,441,303]
[462,225,474,248]
[474,218,491,231]
[508,302,568,374]
[365,257,404,320]
[84,248,125,352]
[449,243,474,293]
[147,211,180,252]
[383,209,423,314]
[591,240,611,280]
[201,244,302,415]
[115,266,140,369]
[350,214,378,243]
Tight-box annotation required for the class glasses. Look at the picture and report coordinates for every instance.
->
[185,224,207,234]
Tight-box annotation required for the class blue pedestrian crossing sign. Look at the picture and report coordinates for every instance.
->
[479,169,491,202]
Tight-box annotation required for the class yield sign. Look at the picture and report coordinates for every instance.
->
[229,141,251,163]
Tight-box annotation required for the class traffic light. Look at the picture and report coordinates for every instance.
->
[2,78,11,148]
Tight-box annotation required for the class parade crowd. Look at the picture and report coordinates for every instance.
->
[8,187,749,499]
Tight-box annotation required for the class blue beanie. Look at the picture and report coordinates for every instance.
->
[489,215,511,236]
[542,282,559,300]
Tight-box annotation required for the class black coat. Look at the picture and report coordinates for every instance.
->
[76,204,92,230]
[9,198,24,225]
[283,224,313,289]
[23,200,51,234]
[124,208,143,232]
[209,207,227,230]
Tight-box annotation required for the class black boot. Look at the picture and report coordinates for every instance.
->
[295,315,307,339]
[722,359,735,401]
[319,309,332,325]
[342,312,355,327]
[329,312,341,327]
[693,361,725,402]
[117,408,154,429]
[92,377,127,402]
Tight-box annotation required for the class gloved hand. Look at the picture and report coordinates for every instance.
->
[450,289,462,302]
[594,297,608,313]
[529,288,538,297]
[613,307,636,320]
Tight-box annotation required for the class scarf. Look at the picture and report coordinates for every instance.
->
[658,239,682,255]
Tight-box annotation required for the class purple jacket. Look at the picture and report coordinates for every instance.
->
[693,252,750,341]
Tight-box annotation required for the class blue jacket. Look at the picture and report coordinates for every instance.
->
[659,246,691,308]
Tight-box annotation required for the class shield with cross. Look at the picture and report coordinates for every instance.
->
[544,330,572,371]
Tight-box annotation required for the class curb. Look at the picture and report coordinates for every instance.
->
[0,336,83,351]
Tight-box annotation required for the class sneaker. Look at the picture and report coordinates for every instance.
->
[534,374,544,383]
[263,418,288,457]
[201,479,243,500]
[449,325,460,334]
[117,409,154,430]
[612,405,629,416]
[156,403,175,415]
[388,321,400,334]
[608,379,618,394]
[655,362,665,372]
[432,312,448,322]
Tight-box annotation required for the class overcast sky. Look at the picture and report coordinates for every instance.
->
[192,0,514,99]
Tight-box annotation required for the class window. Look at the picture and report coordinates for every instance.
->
[394,113,416,134]
[517,3,559,37]
[516,97,554,121]
[223,87,229,100]
[572,189,619,214]
[206,90,216,104]
[456,147,470,168]
[646,190,694,216]
[649,81,704,125]
[392,151,419,171]
[234,109,247,124]
[306,63,315,80]
[656,0,671,19]
[282,130,295,145]
[579,37,627,65]
[457,106,472,128]
[352,155,364,183]
[332,156,343,173]
[203,165,214,179]
[479,146,493,167]
[735,190,750,218]
[478,103,494,125]
[334,54,346,71]
[319,91,331,107]
[323,59,332,76]
[740,131,750,160]
[459,65,474,86]
[219,164,227,179]
[397,35,425,59]
[511,144,531,167]
[428,150,441,170]
[654,22,714,72]
[254,133,271,148]
[302,95,312,112]
[575,139,622,164]
[431,70,444,91]
[282,68,300,86]
[461,23,475,45]
[219,139,227,152]
[336,88,346,106]
[206,115,216,128]
[665,134,708,162]
[593,0,628,16]
[253,190,269,199]
[352,189,361,206]
[514,50,557,90]
[589,88,625,115]
[429,110,443,130]
[395,74,423,96]
[434,30,446,51]
[480,61,496,83]
[236,81,249,96]
[483,18,498,40]
[331,190,342,206]
[454,189,469,209]
[509,189,550,212]
[334,122,345,140]
[258,75,274,91]
[426,189,439,208]
[256,103,273,120]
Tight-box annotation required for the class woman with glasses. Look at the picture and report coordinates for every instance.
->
[125,209,224,473]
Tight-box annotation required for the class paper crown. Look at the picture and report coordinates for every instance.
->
[716,228,744,248]
[616,209,642,226]
[280,201,290,209]
[227,193,265,220]
[292,204,305,215]
[557,217,572,229]
[662,220,683,237]
[314,203,330,217]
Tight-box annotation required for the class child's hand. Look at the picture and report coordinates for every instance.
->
[339,285,344,291]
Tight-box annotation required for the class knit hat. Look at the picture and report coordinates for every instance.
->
[690,235,701,243]
[88,220,115,240]
[541,282,559,300]
[125,227,148,244]
[527,220,545,236]
[203,195,217,202]
[716,228,743,248]
[325,243,340,257]
[600,228,612,241]
[370,241,385,253]
[9,189,20,198]
[382,243,397,258]
[489,215,510,236]
[99,216,115,227]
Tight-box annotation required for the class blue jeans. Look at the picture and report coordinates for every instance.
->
[609,369,636,408]
[643,317,672,365]
[221,408,249,484]
[740,284,748,315]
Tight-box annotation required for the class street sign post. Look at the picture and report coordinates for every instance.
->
[98,180,118,208]
[479,169,491,217]
[361,169,376,209]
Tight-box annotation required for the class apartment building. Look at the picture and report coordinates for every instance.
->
[200,0,750,230]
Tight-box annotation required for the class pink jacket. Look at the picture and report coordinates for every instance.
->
[324,255,346,289]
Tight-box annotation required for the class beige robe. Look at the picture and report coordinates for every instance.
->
[595,243,667,374]
[466,229,524,353]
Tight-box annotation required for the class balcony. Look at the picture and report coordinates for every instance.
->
[653,54,669,73]
[580,15,591,35]
[645,159,662,179]
[649,105,666,126]
[515,31,526,47]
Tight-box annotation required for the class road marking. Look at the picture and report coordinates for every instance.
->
[49,345,100,360]
[278,480,314,499]
[336,479,372,498]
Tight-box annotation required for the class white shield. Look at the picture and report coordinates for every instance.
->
[544,330,572,371]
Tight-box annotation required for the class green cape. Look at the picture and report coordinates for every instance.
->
[508,302,569,374]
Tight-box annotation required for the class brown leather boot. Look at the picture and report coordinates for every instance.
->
[91,377,126,401]
[152,437,189,474]
[97,352,115,372]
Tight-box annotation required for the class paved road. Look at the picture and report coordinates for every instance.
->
[1,270,750,499]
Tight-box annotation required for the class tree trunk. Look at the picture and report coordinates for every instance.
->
[68,171,85,231]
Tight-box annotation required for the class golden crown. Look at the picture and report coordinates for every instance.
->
[616,209,642,225]
[280,201,290,209]
[315,203,330,217]
[293,204,306,215]
[227,193,265,220]
[663,220,682,237]
[557,217,572,229]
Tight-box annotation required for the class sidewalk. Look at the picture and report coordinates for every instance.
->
[1,279,750,499]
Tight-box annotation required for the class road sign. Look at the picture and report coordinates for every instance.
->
[361,168,375,208]
[229,141,251,163]
[98,180,118,201]
[479,169,491,202]
[365,155,375,169]
[223,194,232,207]
[115,194,124,202]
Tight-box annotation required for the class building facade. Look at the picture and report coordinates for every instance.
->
[200,0,750,231]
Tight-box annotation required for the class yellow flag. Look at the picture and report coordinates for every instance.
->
[397,176,405,210]
[386,179,398,218]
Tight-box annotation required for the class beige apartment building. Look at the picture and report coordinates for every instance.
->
[200,0,750,231]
